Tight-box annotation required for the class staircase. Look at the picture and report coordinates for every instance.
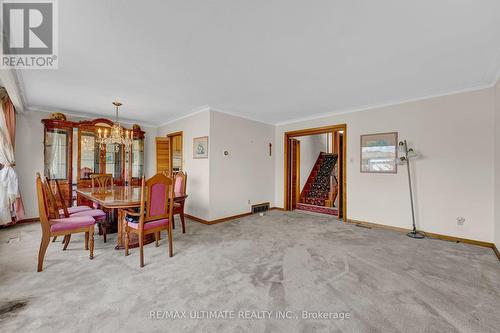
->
[299,152,338,207]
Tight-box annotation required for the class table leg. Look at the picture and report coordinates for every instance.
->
[117,209,123,248]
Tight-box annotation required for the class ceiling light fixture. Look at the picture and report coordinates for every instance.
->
[97,101,133,152]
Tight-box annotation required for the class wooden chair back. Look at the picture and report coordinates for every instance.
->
[90,173,113,189]
[43,176,62,219]
[138,173,175,227]
[174,171,187,195]
[54,179,70,218]
[36,173,52,235]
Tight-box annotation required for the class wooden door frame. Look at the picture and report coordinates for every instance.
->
[167,131,183,176]
[289,138,301,209]
[284,124,347,221]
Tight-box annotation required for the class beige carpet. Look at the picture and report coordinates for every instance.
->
[0,211,499,332]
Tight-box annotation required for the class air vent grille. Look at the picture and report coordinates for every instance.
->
[252,202,270,214]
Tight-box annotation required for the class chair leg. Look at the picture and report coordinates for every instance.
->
[37,233,50,272]
[89,228,94,260]
[52,236,57,242]
[63,234,71,251]
[172,216,175,229]
[155,232,159,247]
[139,234,144,268]
[168,227,173,258]
[125,230,129,256]
[180,211,186,234]
[102,224,107,243]
[85,232,89,250]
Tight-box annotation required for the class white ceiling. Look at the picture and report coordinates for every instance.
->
[16,0,500,125]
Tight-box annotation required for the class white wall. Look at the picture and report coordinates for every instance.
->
[157,110,211,220]
[494,80,500,249]
[296,134,327,191]
[15,110,157,219]
[275,88,495,243]
[209,111,275,220]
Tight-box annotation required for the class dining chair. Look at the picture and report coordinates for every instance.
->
[90,173,114,240]
[50,179,92,243]
[122,173,174,267]
[172,171,187,233]
[90,173,113,189]
[46,178,107,245]
[36,173,95,272]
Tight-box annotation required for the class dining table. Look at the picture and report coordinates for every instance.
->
[76,186,188,250]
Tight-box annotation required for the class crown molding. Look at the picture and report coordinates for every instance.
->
[26,105,156,127]
[157,105,211,127]
[274,82,494,126]
[0,68,27,112]
[209,107,273,126]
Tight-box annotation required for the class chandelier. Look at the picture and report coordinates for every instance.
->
[97,101,133,152]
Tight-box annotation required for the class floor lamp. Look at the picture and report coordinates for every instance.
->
[399,140,425,239]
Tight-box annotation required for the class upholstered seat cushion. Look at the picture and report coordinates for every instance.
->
[71,209,106,221]
[127,218,169,230]
[59,205,92,216]
[50,216,95,233]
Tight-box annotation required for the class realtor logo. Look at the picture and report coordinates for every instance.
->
[1,0,58,68]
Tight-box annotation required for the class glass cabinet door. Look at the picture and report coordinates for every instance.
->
[44,128,70,179]
[132,138,144,178]
[105,144,123,179]
[79,131,99,179]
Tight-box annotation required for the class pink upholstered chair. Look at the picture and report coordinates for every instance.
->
[50,178,91,243]
[46,178,107,246]
[122,173,174,267]
[172,171,187,233]
[36,173,95,272]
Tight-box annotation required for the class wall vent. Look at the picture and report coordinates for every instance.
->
[251,202,270,214]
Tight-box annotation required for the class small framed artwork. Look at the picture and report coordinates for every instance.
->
[360,132,398,173]
[193,136,209,159]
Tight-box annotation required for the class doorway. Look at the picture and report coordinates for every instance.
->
[155,131,183,176]
[284,124,347,221]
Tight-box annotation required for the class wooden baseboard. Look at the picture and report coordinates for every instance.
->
[347,218,495,249]
[17,217,39,224]
[493,245,500,262]
[185,212,253,225]
[186,207,285,225]
[0,217,39,228]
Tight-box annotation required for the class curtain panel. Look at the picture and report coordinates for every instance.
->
[0,88,24,225]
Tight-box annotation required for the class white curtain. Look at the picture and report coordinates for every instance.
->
[0,108,19,225]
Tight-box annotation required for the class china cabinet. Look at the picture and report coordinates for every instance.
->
[42,115,145,206]
[42,118,74,207]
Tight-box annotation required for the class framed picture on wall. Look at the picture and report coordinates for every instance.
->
[360,132,398,173]
[193,136,209,159]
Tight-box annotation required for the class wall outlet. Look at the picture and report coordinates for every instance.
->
[248,200,251,204]
[456,217,465,226]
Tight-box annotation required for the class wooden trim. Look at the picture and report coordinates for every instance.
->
[0,217,39,228]
[185,212,253,225]
[493,245,500,262]
[186,207,284,225]
[167,131,183,175]
[284,124,347,221]
[347,218,496,249]
[18,217,39,224]
[167,131,183,137]
[285,124,348,137]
